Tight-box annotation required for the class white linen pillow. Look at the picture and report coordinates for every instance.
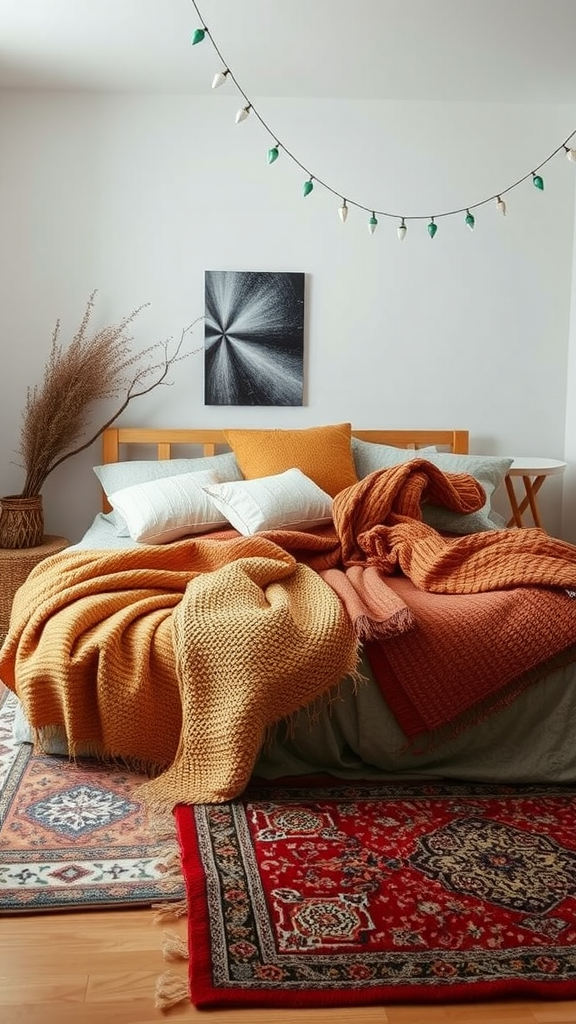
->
[107,469,229,544]
[94,451,243,537]
[202,468,333,536]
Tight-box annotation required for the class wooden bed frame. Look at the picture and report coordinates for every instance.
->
[100,426,470,512]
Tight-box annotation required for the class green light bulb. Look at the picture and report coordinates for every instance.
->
[267,146,279,165]
[533,173,544,191]
[465,210,475,230]
[302,179,314,197]
[428,219,438,239]
[191,28,205,45]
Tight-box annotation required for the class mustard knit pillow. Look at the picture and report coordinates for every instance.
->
[223,423,358,497]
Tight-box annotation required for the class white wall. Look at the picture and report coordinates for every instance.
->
[1,93,575,542]
[563,195,576,544]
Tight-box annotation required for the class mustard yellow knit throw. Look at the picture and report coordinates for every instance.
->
[140,554,358,806]
[0,535,358,807]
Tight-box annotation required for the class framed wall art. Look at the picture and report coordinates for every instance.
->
[204,270,305,406]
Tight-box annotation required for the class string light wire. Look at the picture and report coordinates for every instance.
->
[189,0,576,231]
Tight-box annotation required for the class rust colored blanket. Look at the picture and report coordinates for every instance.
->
[0,535,357,805]
[329,461,576,739]
[333,460,576,592]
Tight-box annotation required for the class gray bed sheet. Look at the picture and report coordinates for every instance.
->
[12,513,576,784]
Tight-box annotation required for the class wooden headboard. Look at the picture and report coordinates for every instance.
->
[100,426,469,512]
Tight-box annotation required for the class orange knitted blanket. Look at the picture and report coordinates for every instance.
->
[0,535,357,805]
[329,461,576,739]
[333,460,576,592]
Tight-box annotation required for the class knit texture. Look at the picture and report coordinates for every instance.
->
[0,535,357,805]
[333,460,576,592]
[328,461,576,740]
[141,556,358,805]
[365,578,576,741]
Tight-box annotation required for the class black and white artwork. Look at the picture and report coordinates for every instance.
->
[204,270,305,406]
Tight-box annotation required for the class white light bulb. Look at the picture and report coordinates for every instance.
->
[338,201,348,223]
[235,105,251,124]
[496,196,507,216]
[368,214,378,235]
[567,148,576,163]
[397,219,407,241]
[212,70,228,89]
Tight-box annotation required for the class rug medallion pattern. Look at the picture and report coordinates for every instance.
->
[180,780,576,1005]
[0,687,184,911]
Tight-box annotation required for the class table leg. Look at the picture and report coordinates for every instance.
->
[505,474,545,528]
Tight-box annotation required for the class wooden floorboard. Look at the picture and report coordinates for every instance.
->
[1,907,576,1023]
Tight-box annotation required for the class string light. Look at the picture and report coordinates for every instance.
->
[211,69,229,89]
[235,104,251,124]
[190,2,576,238]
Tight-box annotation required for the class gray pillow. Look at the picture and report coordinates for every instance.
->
[94,451,243,496]
[412,452,512,533]
[352,438,438,478]
[351,440,512,534]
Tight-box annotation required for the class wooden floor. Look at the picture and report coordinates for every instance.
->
[1,907,576,1024]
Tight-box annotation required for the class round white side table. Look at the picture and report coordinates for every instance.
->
[505,458,567,529]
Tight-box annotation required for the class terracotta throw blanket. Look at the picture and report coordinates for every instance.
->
[333,460,576,592]
[0,535,357,805]
[329,461,576,740]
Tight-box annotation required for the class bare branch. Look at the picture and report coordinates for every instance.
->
[16,298,204,497]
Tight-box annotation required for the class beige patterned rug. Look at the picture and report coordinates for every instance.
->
[0,683,184,912]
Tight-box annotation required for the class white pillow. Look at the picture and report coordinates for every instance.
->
[107,469,229,544]
[95,451,244,537]
[202,468,333,536]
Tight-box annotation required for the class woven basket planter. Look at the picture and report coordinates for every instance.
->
[0,495,44,549]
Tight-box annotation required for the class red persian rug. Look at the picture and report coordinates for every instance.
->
[0,685,184,912]
[174,779,576,1009]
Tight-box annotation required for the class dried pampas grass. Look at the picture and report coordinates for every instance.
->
[16,290,200,497]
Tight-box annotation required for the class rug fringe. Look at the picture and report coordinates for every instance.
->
[154,970,189,1011]
[162,929,189,962]
[152,897,189,922]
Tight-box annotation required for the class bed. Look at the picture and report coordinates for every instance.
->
[3,422,576,809]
